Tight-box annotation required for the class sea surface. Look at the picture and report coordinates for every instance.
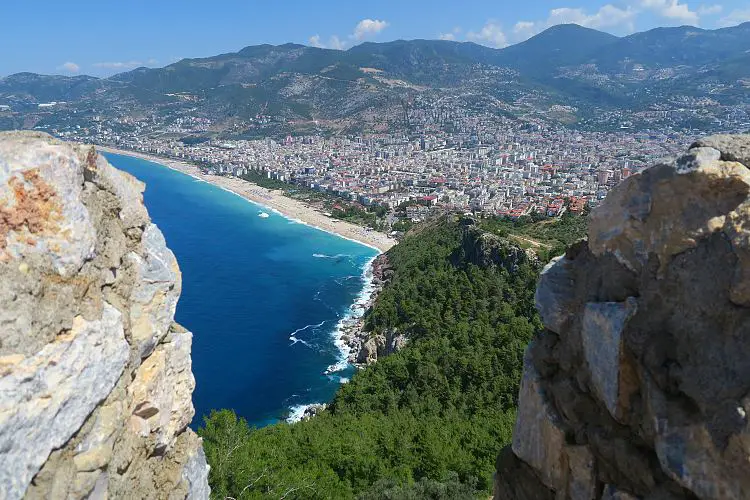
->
[104,153,378,428]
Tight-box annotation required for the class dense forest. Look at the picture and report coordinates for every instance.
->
[199,216,583,499]
[480,210,589,261]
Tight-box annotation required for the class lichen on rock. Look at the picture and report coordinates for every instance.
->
[0,132,209,499]
[496,135,750,500]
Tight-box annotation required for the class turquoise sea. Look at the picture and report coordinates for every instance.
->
[104,153,379,427]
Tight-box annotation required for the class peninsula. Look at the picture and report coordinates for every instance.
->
[96,146,397,253]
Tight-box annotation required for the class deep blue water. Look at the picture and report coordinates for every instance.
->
[104,153,378,428]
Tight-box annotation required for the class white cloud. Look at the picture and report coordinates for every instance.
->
[58,62,80,73]
[698,4,723,16]
[354,19,389,40]
[467,21,509,48]
[718,8,750,26]
[440,27,462,40]
[328,35,346,50]
[310,18,389,49]
[308,34,347,50]
[639,0,699,24]
[92,61,144,70]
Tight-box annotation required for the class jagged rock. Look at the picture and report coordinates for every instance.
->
[0,132,209,499]
[692,134,750,167]
[535,255,576,334]
[511,345,568,491]
[357,335,385,364]
[566,445,597,500]
[496,135,750,500]
[494,446,555,500]
[581,299,638,421]
[0,304,127,498]
[354,328,405,365]
[600,485,639,500]
[460,220,537,271]
[302,404,328,421]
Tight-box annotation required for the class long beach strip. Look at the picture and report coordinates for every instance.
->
[96,146,397,253]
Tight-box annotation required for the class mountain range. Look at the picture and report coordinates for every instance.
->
[1,22,749,136]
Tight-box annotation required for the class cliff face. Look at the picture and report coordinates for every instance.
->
[495,135,750,500]
[0,132,209,499]
[458,218,538,271]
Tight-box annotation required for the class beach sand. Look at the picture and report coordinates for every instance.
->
[96,146,397,253]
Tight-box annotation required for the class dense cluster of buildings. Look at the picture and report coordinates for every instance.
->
[60,122,691,221]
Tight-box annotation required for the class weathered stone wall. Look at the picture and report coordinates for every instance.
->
[495,135,750,500]
[0,132,209,499]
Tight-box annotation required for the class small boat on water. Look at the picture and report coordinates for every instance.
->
[258,211,270,218]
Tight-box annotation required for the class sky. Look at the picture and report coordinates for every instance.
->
[2,0,749,77]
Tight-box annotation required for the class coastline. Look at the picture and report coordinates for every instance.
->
[98,144,393,425]
[96,145,397,253]
[287,254,390,424]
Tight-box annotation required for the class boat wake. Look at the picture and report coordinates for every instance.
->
[288,320,326,348]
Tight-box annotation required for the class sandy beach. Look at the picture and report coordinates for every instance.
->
[96,146,397,253]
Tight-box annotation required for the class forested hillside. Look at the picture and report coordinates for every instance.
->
[198,217,553,498]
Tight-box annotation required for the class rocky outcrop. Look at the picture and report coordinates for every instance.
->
[0,132,209,499]
[459,218,537,271]
[342,254,402,366]
[495,135,750,500]
[355,328,407,365]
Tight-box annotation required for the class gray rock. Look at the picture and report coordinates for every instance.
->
[498,135,750,500]
[183,445,210,500]
[0,303,128,500]
[127,223,181,359]
[691,134,750,167]
[511,345,567,491]
[581,299,637,420]
[0,132,96,278]
[535,255,576,334]
[566,445,597,500]
[600,485,639,500]
[0,132,208,499]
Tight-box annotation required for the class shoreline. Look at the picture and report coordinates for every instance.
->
[287,253,388,424]
[97,144,392,425]
[96,145,397,253]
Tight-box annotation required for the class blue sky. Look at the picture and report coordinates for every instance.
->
[2,0,749,77]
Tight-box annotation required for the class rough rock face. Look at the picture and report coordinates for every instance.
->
[355,328,407,365]
[495,135,750,500]
[0,132,209,499]
[459,218,537,271]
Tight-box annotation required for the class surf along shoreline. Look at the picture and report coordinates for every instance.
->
[98,145,393,423]
[95,145,397,253]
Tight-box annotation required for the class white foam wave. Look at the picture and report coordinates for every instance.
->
[289,336,312,348]
[327,256,377,374]
[286,404,311,423]
[289,320,327,348]
[312,253,354,260]
[289,320,326,337]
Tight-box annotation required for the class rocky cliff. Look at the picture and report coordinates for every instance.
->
[0,132,209,499]
[458,217,538,271]
[495,135,750,500]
